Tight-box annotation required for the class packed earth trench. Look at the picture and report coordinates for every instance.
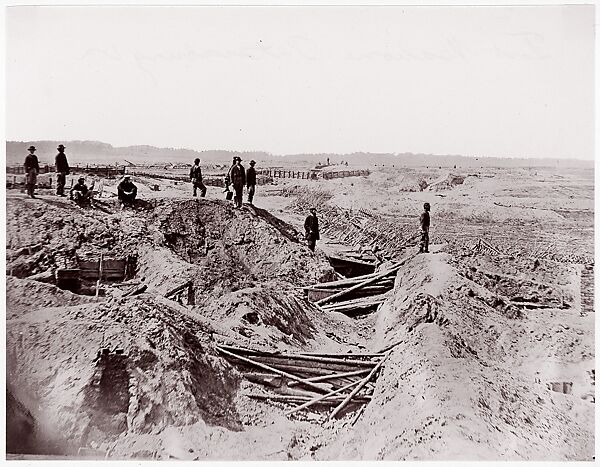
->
[5,164,594,460]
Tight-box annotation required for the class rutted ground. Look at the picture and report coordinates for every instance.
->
[5,163,595,460]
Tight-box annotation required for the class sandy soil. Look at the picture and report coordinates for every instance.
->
[5,163,594,460]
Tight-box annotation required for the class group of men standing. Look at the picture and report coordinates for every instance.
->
[23,144,431,254]
[225,156,257,208]
[191,155,257,208]
[24,144,69,199]
[23,144,137,207]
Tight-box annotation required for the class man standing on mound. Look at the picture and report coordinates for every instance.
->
[229,156,245,208]
[419,202,430,253]
[304,207,320,252]
[55,144,70,196]
[24,145,40,198]
[190,158,207,197]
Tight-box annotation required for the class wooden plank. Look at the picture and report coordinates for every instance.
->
[216,346,330,394]
[316,264,402,306]
[288,368,370,387]
[329,352,390,420]
[218,345,377,367]
[285,379,363,415]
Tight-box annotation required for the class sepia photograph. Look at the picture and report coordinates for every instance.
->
[4,2,595,462]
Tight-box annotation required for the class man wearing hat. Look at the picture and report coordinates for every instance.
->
[189,158,207,197]
[24,145,40,198]
[246,160,257,205]
[70,177,92,206]
[419,202,431,253]
[228,156,245,208]
[304,207,320,252]
[117,175,138,207]
[55,144,70,197]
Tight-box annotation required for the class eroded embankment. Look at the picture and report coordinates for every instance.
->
[6,195,594,460]
[313,250,594,461]
[6,196,355,458]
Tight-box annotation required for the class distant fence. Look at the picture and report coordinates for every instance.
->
[7,164,126,177]
[257,169,370,180]
[126,171,271,188]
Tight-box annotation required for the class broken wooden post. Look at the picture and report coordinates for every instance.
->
[285,379,362,416]
[216,346,330,394]
[328,352,390,420]
[315,263,402,307]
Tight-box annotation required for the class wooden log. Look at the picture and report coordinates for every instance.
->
[216,347,330,394]
[248,394,370,404]
[247,356,374,374]
[288,368,370,387]
[285,379,362,415]
[299,352,385,358]
[165,280,193,298]
[328,352,390,420]
[218,344,378,367]
[315,266,401,306]
[307,265,400,290]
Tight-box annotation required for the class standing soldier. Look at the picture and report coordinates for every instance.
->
[228,156,245,208]
[189,158,207,197]
[55,144,70,196]
[304,207,320,252]
[246,160,257,205]
[24,145,40,198]
[419,202,431,253]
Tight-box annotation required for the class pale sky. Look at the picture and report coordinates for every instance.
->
[5,5,595,159]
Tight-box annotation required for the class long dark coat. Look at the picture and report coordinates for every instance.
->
[230,164,246,189]
[304,214,320,240]
[55,152,70,173]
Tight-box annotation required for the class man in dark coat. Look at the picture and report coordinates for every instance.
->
[24,145,40,198]
[55,144,70,196]
[419,202,431,253]
[70,177,93,206]
[304,207,320,252]
[189,158,207,197]
[246,160,257,204]
[228,156,245,208]
[118,175,138,207]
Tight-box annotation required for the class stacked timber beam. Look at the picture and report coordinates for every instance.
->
[303,261,404,316]
[216,344,388,419]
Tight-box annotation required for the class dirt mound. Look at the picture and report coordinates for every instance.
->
[6,276,96,318]
[6,295,243,454]
[6,195,351,457]
[426,173,465,191]
[313,251,594,460]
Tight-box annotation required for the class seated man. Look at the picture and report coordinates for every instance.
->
[118,175,138,207]
[70,177,93,206]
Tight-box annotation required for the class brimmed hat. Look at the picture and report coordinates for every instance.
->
[234,156,242,162]
[310,207,317,213]
[28,145,36,151]
[250,160,256,165]
[57,144,66,150]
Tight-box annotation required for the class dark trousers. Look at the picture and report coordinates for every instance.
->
[119,192,136,206]
[73,191,92,206]
[56,172,67,195]
[306,233,317,252]
[233,185,243,208]
[25,171,37,197]
[420,228,429,253]
[247,185,255,204]
[193,181,207,197]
